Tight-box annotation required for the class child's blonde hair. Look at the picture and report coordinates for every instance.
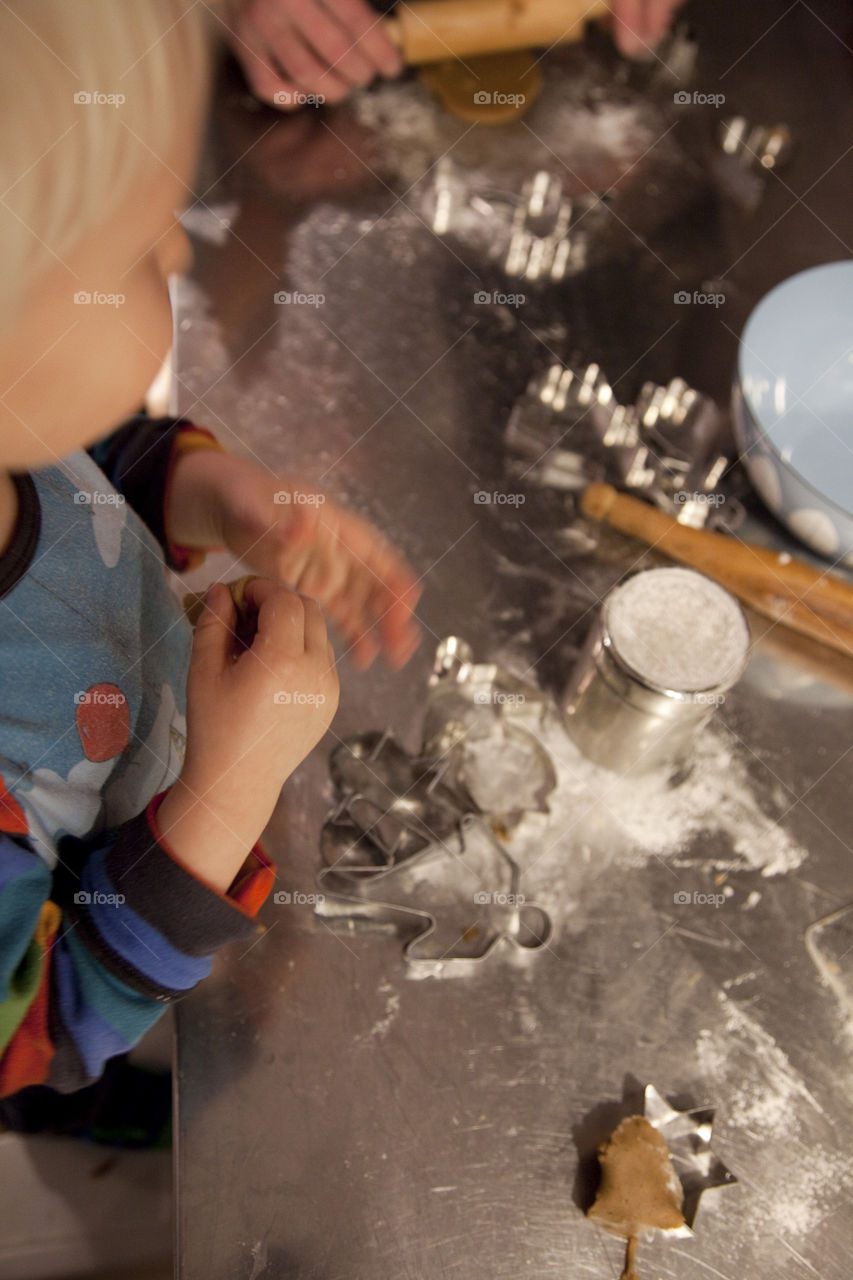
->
[0,1,214,324]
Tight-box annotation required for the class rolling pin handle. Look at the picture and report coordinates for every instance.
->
[580,482,618,522]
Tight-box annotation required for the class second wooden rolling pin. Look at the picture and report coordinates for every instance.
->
[581,483,853,660]
[383,0,610,64]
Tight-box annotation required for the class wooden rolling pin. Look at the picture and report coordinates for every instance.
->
[581,483,853,660]
[383,0,610,64]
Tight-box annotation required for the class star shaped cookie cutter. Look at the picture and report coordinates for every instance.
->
[643,1084,738,1232]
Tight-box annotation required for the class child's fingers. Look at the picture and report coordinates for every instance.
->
[381,614,421,669]
[301,595,330,654]
[251,585,310,660]
[370,577,422,665]
[191,583,237,677]
[242,576,281,613]
[349,630,382,670]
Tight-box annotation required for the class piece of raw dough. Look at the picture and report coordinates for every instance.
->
[183,576,260,654]
[587,1115,685,1280]
[419,51,543,124]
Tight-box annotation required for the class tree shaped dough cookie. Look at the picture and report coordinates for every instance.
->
[587,1115,685,1280]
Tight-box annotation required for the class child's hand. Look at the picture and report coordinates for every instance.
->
[157,578,339,891]
[168,451,421,671]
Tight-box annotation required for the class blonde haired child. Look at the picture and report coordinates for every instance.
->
[0,0,419,1105]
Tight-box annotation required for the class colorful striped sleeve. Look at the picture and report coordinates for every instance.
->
[0,792,275,1096]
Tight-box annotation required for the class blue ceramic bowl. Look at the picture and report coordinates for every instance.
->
[733,260,853,566]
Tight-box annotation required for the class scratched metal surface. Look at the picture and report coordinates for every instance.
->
[174,3,853,1276]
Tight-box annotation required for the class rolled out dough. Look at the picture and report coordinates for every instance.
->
[419,51,544,124]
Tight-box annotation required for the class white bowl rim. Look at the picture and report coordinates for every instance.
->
[735,261,853,523]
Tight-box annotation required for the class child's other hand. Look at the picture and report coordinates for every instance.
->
[168,452,421,671]
[158,579,339,887]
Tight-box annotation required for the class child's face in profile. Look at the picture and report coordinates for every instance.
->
[0,131,197,472]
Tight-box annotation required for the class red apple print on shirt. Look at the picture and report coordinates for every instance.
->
[75,684,130,762]
[0,774,28,834]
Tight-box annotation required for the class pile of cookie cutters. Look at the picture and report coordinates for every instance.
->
[505,360,747,538]
[316,639,555,975]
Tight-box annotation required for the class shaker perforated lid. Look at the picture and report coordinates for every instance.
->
[603,567,750,695]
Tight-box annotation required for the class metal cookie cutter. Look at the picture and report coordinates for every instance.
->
[317,812,552,976]
[318,689,554,973]
[423,637,557,820]
[505,361,743,532]
[427,163,590,282]
[712,116,792,211]
[505,171,581,282]
[643,1084,737,1230]
[325,730,468,865]
[719,117,792,172]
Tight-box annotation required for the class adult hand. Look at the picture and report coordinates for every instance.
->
[611,0,685,56]
[225,0,403,107]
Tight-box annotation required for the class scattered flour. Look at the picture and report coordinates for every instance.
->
[693,990,853,1241]
[502,713,805,893]
[352,75,657,193]
[696,992,825,1134]
[370,980,400,1039]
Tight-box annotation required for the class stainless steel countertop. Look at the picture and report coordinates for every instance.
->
[174,4,853,1275]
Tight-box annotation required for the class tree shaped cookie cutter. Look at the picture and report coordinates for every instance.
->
[316,731,552,975]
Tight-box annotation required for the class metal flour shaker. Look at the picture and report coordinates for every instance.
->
[562,566,750,774]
